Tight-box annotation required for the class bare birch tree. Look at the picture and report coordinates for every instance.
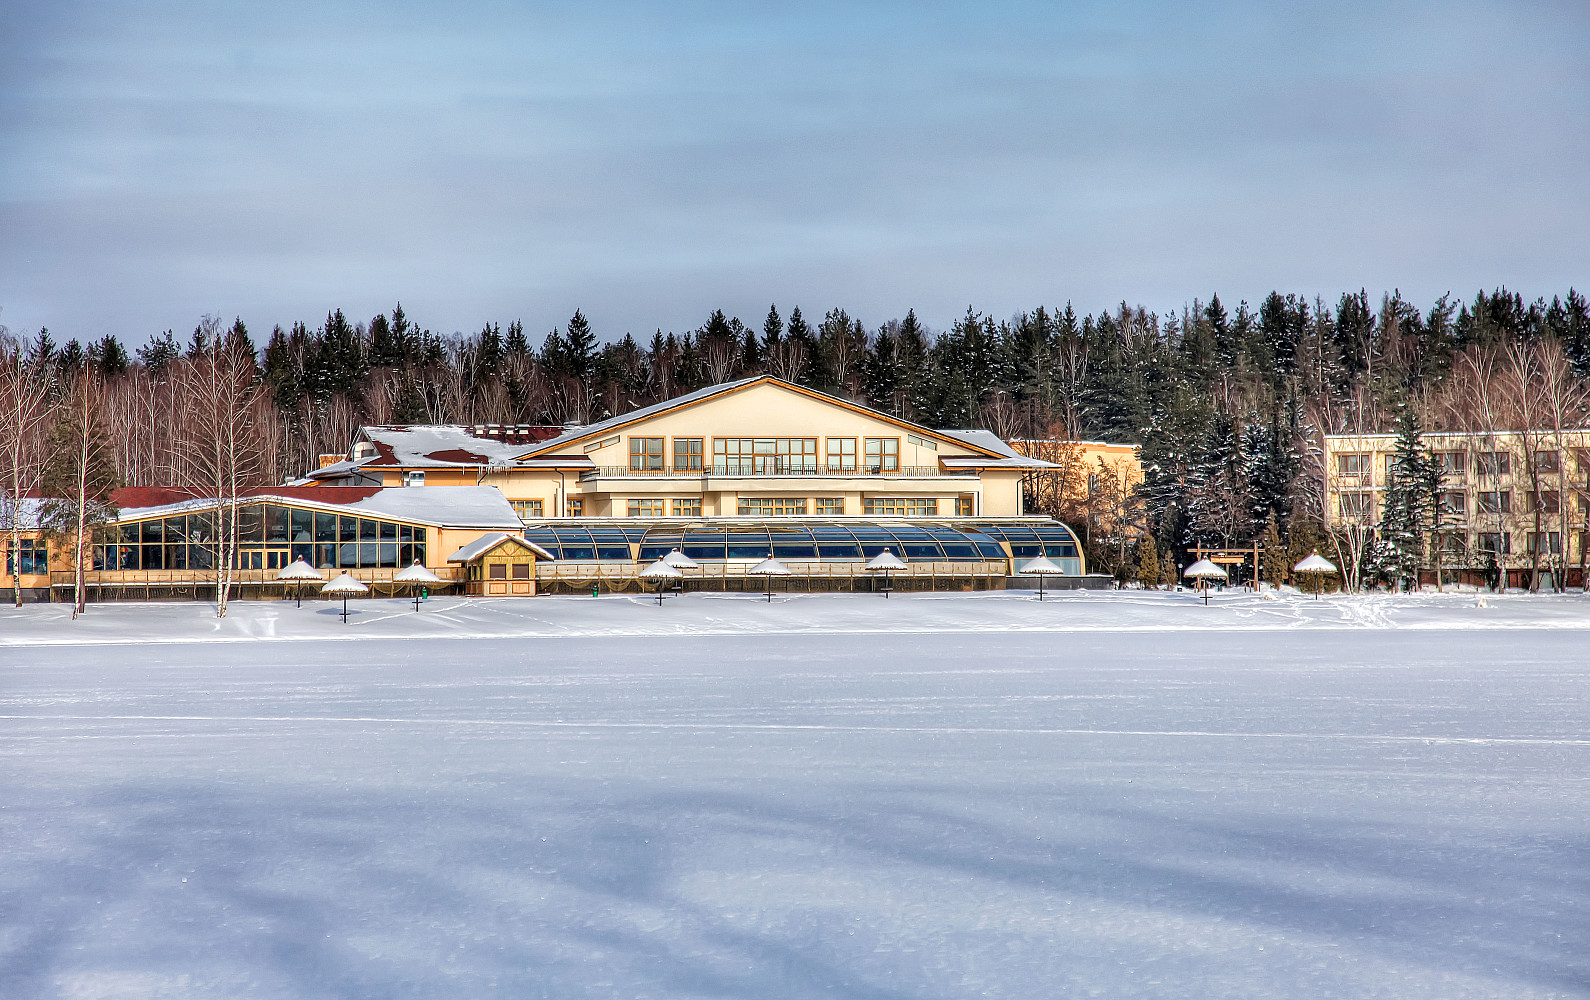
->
[177,318,266,617]
[0,337,57,605]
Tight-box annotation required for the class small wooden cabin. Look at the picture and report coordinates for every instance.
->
[447,533,554,597]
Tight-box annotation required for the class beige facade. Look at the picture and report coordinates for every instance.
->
[310,377,1049,522]
[1323,429,1590,577]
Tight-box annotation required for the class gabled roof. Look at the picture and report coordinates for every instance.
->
[933,429,1059,470]
[447,532,555,563]
[309,424,566,480]
[512,376,1012,460]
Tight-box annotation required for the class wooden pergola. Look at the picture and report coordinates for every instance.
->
[1189,541,1265,592]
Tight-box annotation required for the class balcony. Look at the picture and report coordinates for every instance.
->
[582,464,969,480]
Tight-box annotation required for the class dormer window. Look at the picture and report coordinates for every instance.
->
[352,442,377,461]
[404,471,426,487]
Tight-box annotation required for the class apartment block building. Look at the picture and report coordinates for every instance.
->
[1322,429,1590,585]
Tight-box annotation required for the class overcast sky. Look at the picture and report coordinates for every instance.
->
[2,1,1586,346]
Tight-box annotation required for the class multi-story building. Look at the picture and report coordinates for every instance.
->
[1322,430,1590,587]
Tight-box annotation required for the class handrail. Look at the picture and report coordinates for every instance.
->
[581,465,967,479]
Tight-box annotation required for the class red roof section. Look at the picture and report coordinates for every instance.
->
[425,448,491,463]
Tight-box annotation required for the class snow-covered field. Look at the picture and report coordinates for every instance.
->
[1,591,1586,998]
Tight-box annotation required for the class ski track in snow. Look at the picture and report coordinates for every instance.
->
[0,593,1587,998]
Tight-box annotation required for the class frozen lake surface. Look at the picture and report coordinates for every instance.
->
[1,591,1586,998]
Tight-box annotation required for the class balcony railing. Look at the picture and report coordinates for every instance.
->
[582,464,968,480]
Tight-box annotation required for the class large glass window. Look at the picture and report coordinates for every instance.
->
[1336,453,1369,477]
[738,498,807,516]
[1477,451,1511,476]
[673,438,703,471]
[1478,491,1511,514]
[864,438,899,471]
[863,497,935,516]
[826,438,856,471]
[713,438,817,474]
[630,437,665,470]
[6,540,48,575]
[627,499,666,517]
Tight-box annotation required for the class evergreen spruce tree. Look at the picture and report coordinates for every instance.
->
[1135,536,1161,590]
[137,330,179,375]
[1372,406,1442,591]
[564,310,596,382]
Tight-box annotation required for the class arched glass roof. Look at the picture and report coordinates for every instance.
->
[522,520,1081,565]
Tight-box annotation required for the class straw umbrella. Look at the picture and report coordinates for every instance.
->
[1020,554,1065,601]
[662,548,698,597]
[276,557,322,608]
[747,554,791,602]
[864,548,908,598]
[1183,558,1228,605]
[394,559,442,612]
[638,558,682,606]
[1292,551,1338,600]
[321,572,368,623]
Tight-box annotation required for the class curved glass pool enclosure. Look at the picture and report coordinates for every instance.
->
[522,519,1083,593]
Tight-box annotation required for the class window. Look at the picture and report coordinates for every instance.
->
[1439,492,1466,517]
[404,471,425,486]
[864,497,937,516]
[566,499,583,517]
[737,498,808,516]
[814,497,844,515]
[826,437,857,471]
[907,433,937,451]
[1534,450,1561,473]
[627,498,666,517]
[955,497,974,517]
[1338,492,1373,519]
[511,500,544,519]
[1478,491,1511,514]
[1435,451,1466,476]
[1477,451,1511,476]
[1336,453,1369,477]
[1478,532,1511,554]
[671,498,702,517]
[1437,531,1468,555]
[630,437,665,471]
[865,438,899,471]
[1576,450,1590,476]
[713,438,817,474]
[673,438,703,471]
[5,540,47,576]
[489,563,507,580]
[512,563,530,580]
[1087,474,1100,496]
[1532,490,1561,514]
[585,434,620,454]
[1528,531,1562,554]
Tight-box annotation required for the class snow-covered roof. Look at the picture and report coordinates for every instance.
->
[115,486,524,530]
[447,532,555,563]
[344,487,524,528]
[936,430,1059,469]
[515,376,1026,464]
[0,497,47,531]
[514,377,762,456]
